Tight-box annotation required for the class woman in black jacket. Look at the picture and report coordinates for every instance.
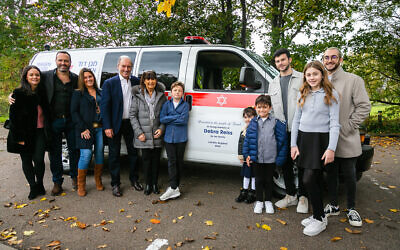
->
[8,65,50,200]
[71,68,104,196]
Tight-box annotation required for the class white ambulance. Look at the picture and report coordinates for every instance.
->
[29,37,373,196]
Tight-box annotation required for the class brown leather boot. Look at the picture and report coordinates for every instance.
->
[77,169,87,196]
[51,183,63,196]
[94,164,104,191]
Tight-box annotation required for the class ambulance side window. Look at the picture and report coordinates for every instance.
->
[138,51,182,90]
[101,52,137,87]
[194,51,264,92]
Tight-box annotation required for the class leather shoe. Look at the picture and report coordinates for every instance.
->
[51,183,63,196]
[131,181,143,191]
[152,184,160,194]
[112,185,122,197]
[144,185,152,195]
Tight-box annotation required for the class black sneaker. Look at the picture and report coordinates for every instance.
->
[235,189,248,203]
[245,189,256,204]
[324,204,340,217]
[347,209,362,227]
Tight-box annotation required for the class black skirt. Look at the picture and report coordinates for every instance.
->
[297,130,329,170]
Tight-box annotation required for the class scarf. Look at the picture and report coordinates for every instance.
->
[145,89,156,121]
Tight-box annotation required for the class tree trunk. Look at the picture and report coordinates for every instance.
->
[240,0,247,48]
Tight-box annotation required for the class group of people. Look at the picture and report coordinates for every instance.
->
[8,52,189,202]
[235,47,371,236]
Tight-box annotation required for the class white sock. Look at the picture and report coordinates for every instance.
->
[251,177,256,190]
[243,177,250,189]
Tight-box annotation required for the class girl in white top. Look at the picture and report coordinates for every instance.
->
[291,61,340,237]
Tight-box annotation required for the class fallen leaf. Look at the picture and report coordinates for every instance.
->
[389,209,399,213]
[128,201,134,205]
[330,237,342,242]
[97,244,107,248]
[185,238,195,242]
[194,201,202,206]
[150,219,160,224]
[60,192,66,196]
[280,247,288,250]
[76,221,87,229]
[134,219,141,223]
[29,246,41,249]
[373,161,381,164]
[51,205,60,210]
[205,220,213,226]
[172,219,177,223]
[119,209,125,213]
[212,232,219,236]
[23,230,35,236]
[15,203,28,209]
[178,216,184,220]
[175,241,183,247]
[340,218,348,223]
[256,223,260,228]
[204,236,216,240]
[48,198,56,203]
[276,219,287,225]
[64,216,77,222]
[167,247,172,250]
[145,209,150,212]
[188,212,193,217]
[40,197,47,201]
[107,220,114,224]
[202,246,210,250]
[98,210,104,214]
[126,215,132,218]
[352,229,362,234]
[376,200,383,203]
[145,238,152,242]
[158,200,168,204]
[364,218,374,224]
[130,226,137,233]
[146,227,152,232]
[345,227,353,233]
[46,240,61,247]
[152,200,158,204]
[208,192,214,195]
[247,225,254,230]
[4,203,12,208]
[232,206,237,209]
[388,185,397,189]
[276,207,287,210]
[261,224,271,231]
[102,227,110,232]
[37,219,46,224]
[154,212,159,217]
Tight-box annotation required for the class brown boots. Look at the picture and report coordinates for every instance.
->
[77,169,87,196]
[94,164,104,191]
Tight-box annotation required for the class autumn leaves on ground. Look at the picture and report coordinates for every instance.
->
[0,134,399,249]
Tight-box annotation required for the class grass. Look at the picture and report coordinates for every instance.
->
[370,104,392,116]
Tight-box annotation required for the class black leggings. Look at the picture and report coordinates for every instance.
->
[303,168,324,220]
[141,148,161,185]
[19,129,46,187]
[254,163,275,202]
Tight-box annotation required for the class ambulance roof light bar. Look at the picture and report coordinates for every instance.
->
[184,36,211,44]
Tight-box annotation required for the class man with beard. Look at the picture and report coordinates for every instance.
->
[268,48,308,213]
[322,47,371,227]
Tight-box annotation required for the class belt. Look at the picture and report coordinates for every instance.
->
[93,122,102,128]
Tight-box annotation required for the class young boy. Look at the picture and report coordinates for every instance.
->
[242,95,288,214]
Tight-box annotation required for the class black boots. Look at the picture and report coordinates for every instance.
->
[245,189,256,204]
[28,184,38,200]
[144,184,152,195]
[152,184,160,194]
[235,188,248,202]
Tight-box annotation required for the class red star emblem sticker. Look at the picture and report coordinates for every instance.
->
[216,95,227,106]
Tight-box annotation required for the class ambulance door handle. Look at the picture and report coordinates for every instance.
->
[185,95,193,111]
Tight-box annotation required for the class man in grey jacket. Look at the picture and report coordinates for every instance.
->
[268,48,308,213]
[323,47,371,227]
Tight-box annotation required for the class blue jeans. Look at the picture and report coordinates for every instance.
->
[78,128,104,170]
[49,118,79,184]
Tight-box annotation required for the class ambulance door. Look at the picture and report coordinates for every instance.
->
[184,48,270,166]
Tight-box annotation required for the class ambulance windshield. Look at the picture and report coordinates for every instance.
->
[243,50,278,79]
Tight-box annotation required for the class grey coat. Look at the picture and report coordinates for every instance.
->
[129,83,167,149]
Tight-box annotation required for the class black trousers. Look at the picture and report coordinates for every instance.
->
[107,119,138,187]
[283,132,307,197]
[303,168,324,220]
[326,157,357,209]
[141,148,161,185]
[20,129,46,187]
[165,142,186,189]
[254,163,275,202]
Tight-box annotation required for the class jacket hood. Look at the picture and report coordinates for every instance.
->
[132,82,166,96]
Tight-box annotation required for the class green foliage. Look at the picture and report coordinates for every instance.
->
[366,105,400,133]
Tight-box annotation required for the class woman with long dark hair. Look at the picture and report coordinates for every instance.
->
[71,68,104,196]
[8,65,50,199]
[130,70,167,195]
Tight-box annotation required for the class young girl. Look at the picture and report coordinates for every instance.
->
[236,107,257,203]
[159,81,189,201]
[291,61,340,236]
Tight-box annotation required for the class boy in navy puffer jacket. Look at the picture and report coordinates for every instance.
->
[243,95,288,214]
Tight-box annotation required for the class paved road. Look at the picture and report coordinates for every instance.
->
[0,127,399,250]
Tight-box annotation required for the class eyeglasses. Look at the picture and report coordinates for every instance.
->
[323,55,339,61]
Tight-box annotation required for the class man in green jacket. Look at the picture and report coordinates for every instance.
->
[323,47,371,227]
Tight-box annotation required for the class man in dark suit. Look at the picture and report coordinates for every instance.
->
[100,55,143,197]
[42,51,80,195]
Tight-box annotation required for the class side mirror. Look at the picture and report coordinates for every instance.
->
[239,67,260,89]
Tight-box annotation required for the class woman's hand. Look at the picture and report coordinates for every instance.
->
[8,93,15,105]
[321,149,335,165]
[246,156,252,167]
[81,129,91,140]
[18,141,25,145]
[138,133,146,142]
[291,146,300,160]
[153,129,162,139]
[105,129,114,138]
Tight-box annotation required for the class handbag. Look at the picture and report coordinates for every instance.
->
[3,119,10,129]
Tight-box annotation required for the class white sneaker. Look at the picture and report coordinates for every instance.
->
[264,201,274,214]
[254,201,264,214]
[159,187,180,201]
[347,209,362,227]
[301,215,328,227]
[296,196,309,214]
[275,194,298,208]
[303,216,327,236]
[324,204,340,217]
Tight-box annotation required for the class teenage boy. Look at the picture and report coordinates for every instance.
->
[242,95,288,214]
